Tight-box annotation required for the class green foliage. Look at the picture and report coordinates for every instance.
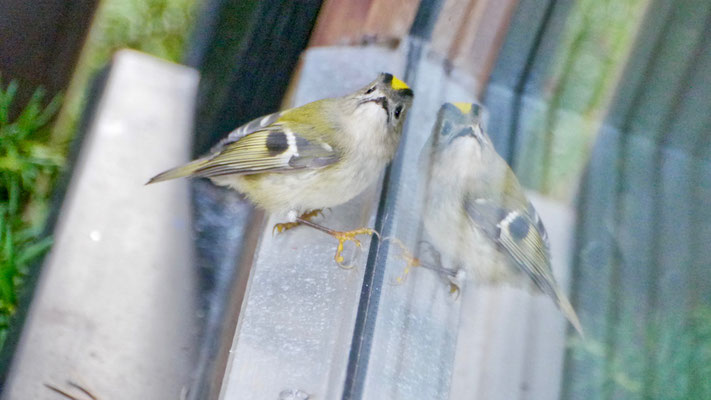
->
[567,306,711,399]
[0,78,62,345]
[512,0,648,198]
[88,0,198,65]
[0,0,199,351]
[54,0,199,145]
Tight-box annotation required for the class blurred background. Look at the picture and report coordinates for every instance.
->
[0,0,709,399]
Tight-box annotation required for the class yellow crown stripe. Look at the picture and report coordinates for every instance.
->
[391,76,410,90]
[452,102,472,114]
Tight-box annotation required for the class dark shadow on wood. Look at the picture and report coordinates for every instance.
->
[186,0,324,157]
[0,0,99,117]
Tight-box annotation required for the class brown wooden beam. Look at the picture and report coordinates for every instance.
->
[0,0,99,110]
[309,0,421,47]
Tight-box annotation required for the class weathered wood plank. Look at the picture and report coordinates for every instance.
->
[2,50,201,400]
[354,52,474,400]
[0,0,99,115]
[217,46,407,400]
[603,0,675,129]
[688,159,711,399]
[661,19,711,154]
[512,0,647,196]
[626,0,711,142]
[430,0,518,91]
[309,0,421,47]
[563,125,622,400]
[188,0,323,156]
[483,0,556,161]
[565,2,711,399]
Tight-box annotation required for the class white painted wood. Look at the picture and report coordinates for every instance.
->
[2,50,201,400]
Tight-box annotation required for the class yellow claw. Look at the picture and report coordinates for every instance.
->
[394,255,420,285]
[272,209,324,235]
[300,209,324,220]
[331,228,377,268]
[272,222,299,235]
[449,282,461,298]
[382,236,420,285]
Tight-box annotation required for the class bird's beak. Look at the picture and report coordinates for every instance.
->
[360,96,390,115]
[452,125,485,145]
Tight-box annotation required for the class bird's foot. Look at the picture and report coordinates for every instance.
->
[331,228,379,268]
[443,268,466,299]
[288,214,379,268]
[272,221,299,234]
[272,209,324,235]
[447,281,461,298]
[382,237,421,285]
[393,239,462,298]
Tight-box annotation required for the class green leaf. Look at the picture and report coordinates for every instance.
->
[15,89,44,139]
[0,224,16,307]
[0,80,19,127]
[0,206,5,235]
[16,236,53,266]
[7,174,19,217]
[1,224,13,267]
[34,93,64,129]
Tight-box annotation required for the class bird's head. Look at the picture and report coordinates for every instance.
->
[433,102,491,155]
[349,73,414,134]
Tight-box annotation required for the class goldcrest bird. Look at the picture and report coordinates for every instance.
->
[148,73,414,264]
[418,102,583,336]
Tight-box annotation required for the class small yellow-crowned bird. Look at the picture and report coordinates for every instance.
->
[148,73,414,265]
[418,102,583,336]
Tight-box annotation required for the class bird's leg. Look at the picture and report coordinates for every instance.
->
[421,259,462,296]
[44,381,98,400]
[444,269,464,297]
[294,217,379,268]
[272,209,324,234]
[391,239,462,296]
[383,237,421,285]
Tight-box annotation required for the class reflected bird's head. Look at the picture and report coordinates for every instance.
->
[433,102,491,152]
[425,102,493,174]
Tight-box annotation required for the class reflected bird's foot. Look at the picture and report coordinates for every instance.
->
[383,236,421,285]
[408,240,463,298]
[419,240,443,267]
[448,281,460,298]
[273,209,324,235]
[44,381,98,400]
[444,268,466,299]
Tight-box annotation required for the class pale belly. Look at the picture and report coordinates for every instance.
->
[211,155,386,216]
[423,189,521,285]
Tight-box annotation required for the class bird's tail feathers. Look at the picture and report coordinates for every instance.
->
[146,157,209,184]
[553,287,585,338]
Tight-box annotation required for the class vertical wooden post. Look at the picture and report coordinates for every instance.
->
[0,0,99,113]
[186,0,324,156]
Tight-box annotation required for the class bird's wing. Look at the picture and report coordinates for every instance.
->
[146,113,339,184]
[193,125,340,177]
[211,111,285,152]
[463,195,554,293]
[464,193,584,336]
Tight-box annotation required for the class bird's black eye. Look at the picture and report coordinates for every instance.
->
[365,87,376,94]
[441,121,452,136]
[394,105,403,119]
